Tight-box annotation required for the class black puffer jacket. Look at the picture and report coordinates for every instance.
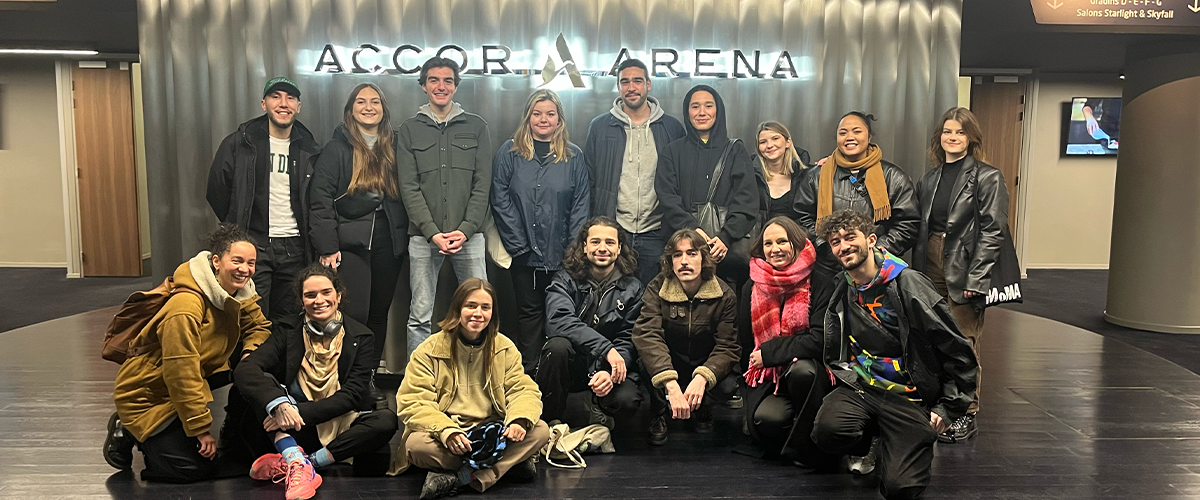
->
[655,85,759,246]
[206,114,321,247]
[544,270,643,381]
[309,125,409,257]
[912,156,1009,304]
[793,159,919,255]
[234,316,386,419]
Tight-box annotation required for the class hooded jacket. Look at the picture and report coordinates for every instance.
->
[912,156,1009,304]
[583,97,686,230]
[655,85,759,245]
[113,252,272,442]
[308,124,409,257]
[490,139,590,271]
[206,114,321,247]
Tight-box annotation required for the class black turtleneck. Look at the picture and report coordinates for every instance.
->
[929,157,965,234]
[534,140,551,163]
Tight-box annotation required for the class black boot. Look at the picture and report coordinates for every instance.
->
[420,471,462,500]
[102,412,136,470]
[647,414,669,446]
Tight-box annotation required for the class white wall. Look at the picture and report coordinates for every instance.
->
[0,60,66,266]
[1022,74,1121,269]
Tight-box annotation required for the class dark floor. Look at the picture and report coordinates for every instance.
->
[1001,269,1200,376]
[0,268,154,333]
[5,306,1200,499]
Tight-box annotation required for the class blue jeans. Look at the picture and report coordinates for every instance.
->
[406,232,488,357]
[629,227,665,286]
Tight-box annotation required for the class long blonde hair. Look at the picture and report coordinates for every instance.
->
[343,83,399,198]
[510,89,573,163]
[928,107,987,165]
[756,121,802,180]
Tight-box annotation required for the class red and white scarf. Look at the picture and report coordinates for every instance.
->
[745,241,816,392]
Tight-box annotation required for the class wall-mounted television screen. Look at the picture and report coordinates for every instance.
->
[1063,97,1121,156]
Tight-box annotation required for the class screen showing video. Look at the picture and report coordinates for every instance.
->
[1064,97,1121,156]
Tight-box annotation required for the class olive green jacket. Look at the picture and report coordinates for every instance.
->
[396,103,493,239]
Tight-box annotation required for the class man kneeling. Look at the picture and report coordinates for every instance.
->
[633,228,741,445]
[811,210,977,500]
[234,264,398,500]
[537,217,645,428]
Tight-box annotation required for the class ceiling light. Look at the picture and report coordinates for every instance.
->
[0,49,99,56]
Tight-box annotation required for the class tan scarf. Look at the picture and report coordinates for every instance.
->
[299,321,357,446]
[818,144,891,223]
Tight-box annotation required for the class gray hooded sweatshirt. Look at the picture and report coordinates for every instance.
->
[611,97,666,234]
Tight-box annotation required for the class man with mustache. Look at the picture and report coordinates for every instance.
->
[205,77,320,466]
[397,57,493,359]
[583,59,685,286]
[633,228,740,445]
[537,217,645,429]
[809,209,977,500]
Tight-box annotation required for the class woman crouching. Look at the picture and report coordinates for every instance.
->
[393,277,551,500]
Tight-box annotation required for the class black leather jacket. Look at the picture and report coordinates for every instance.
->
[912,156,1009,304]
[793,160,920,255]
[544,270,644,382]
[761,267,978,422]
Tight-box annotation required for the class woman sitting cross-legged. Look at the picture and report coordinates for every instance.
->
[233,264,398,500]
[392,277,551,500]
[742,216,838,469]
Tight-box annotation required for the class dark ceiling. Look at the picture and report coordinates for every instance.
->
[0,0,1197,72]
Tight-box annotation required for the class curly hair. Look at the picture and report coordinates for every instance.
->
[205,223,253,257]
[291,263,348,310]
[659,228,717,282]
[561,217,639,282]
[816,209,876,242]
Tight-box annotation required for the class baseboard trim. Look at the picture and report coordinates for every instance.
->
[0,262,68,268]
[1025,264,1110,270]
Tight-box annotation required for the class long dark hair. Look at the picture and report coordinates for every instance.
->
[342,83,399,198]
[561,217,638,281]
[928,107,987,165]
[438,278,500,376]
[659,228,717,282]
[750,216,809,264]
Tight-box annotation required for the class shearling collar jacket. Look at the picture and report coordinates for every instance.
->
[632,273,741,390]
[912,156,1010,304]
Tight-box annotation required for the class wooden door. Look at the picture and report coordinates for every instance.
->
[73,66,141,276]
[969,77,1023,238]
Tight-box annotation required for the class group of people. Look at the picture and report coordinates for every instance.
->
[100,55,1009,500]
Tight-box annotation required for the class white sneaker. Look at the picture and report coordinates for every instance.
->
[847,437,879,475]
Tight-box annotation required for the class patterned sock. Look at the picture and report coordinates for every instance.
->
[309,448,334,469]
[273,435,306,464]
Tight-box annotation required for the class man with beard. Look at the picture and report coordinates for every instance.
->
[633,229,740,445]
[536,217,644,429]
[584,59,685,285]
[207,76,320,324]
[810,209,977,500]
[205,77,321,466]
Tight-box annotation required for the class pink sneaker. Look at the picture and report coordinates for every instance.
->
[249,453,287,481]
[284,460,322,500]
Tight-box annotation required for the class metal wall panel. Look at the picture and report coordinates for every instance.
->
[140,0,961,276]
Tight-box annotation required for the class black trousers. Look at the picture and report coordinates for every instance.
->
[812,384,938,500]
[535,336,643,422]
[746,358,837,467]
[253,236,307,322]
[340,213,403,364]
[137,418,244,483]
[647,360,740,417]
[245,409,399,476]
[510,264,553,373]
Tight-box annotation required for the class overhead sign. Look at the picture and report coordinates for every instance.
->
[1030,0,1200,26]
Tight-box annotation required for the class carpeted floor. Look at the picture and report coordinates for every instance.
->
[0,268,156,333]
[1002,268,1200,376]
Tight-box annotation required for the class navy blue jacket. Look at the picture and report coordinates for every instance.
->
[490,139,590,270]
[582,109,685,220]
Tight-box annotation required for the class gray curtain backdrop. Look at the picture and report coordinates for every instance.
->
[141,0,961,278]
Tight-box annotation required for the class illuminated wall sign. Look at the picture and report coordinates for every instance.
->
[1029,0,1200,27]
[311,33,807,87]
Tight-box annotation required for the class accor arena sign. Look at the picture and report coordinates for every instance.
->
[310,34,812,88]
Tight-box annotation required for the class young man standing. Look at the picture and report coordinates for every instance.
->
[583,59,685,286]
[537,217,645,428]
[633,229,741,445]
[810,209,977,500]
[397,58,493,358]
[206,76,320,323]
